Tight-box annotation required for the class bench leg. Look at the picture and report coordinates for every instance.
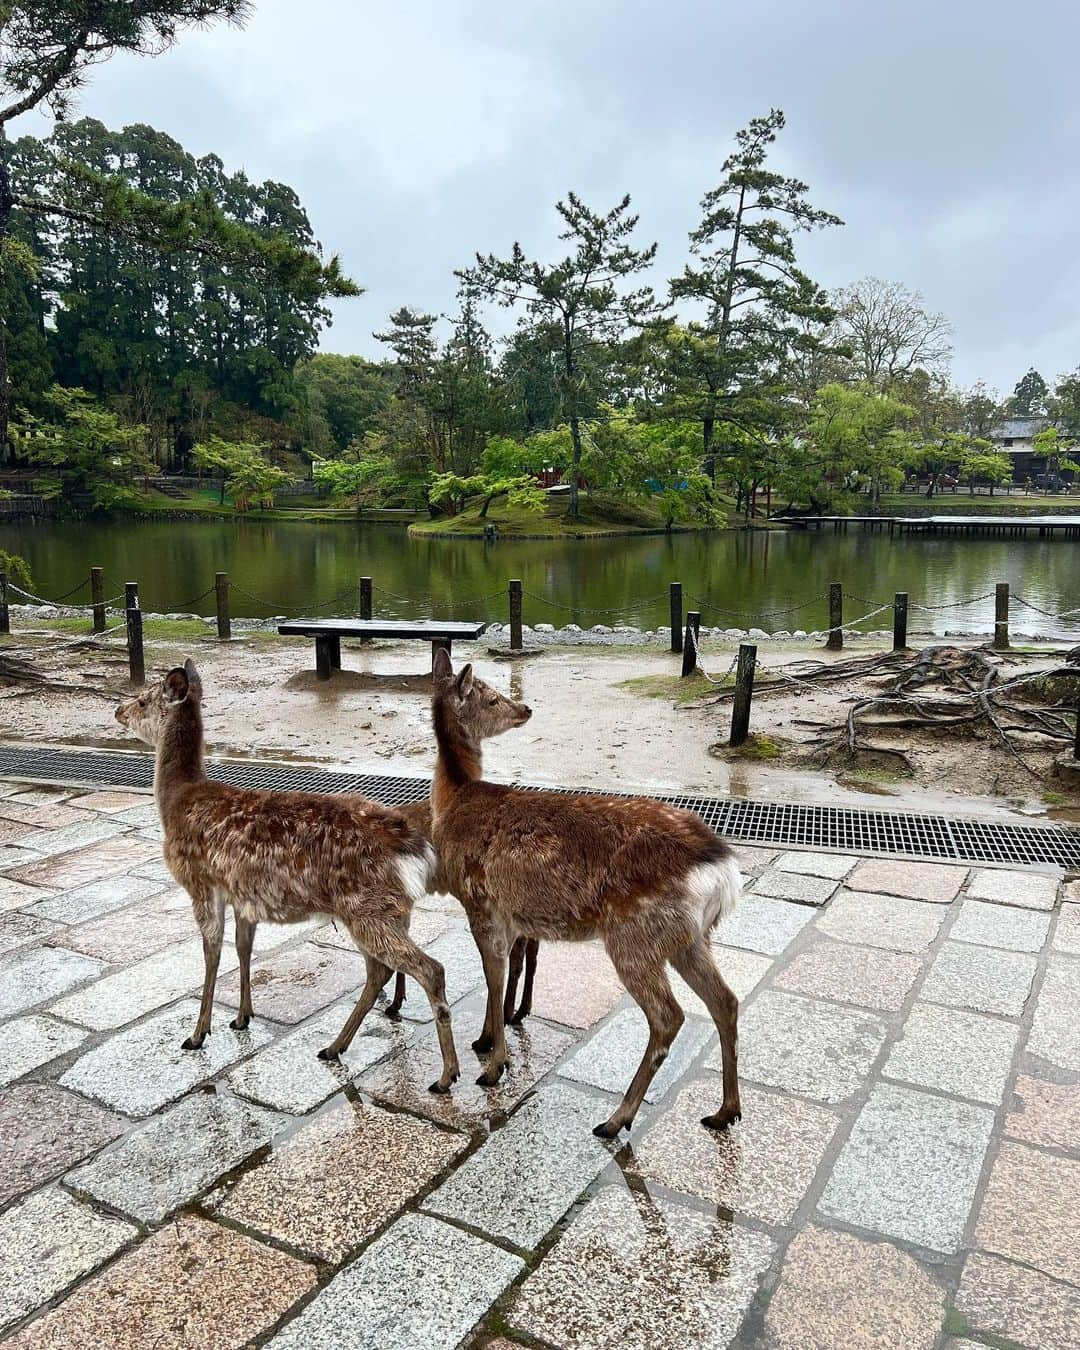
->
[315,636,334,681]
[329,635,342,670]
[431,638,451,670]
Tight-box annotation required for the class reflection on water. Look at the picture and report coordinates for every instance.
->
[7,517,1080,636]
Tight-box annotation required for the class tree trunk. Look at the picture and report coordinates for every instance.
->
[703,413,715,482]
[563,316,581,520]
[568,415,582,519]
[0,126,13,465]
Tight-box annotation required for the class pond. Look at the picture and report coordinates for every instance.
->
[4,517,1080,638]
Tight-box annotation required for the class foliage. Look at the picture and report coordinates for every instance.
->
[958,443,1013,494]
[1008,368,1049,418]
[1032,426,1080,480]
[581,410,722,526]
[831,277,952,388]
[293,353,391,455]
[0,549,32,589]
[313,435,403,510]
[430,435,547,519]
[193,434,287,510]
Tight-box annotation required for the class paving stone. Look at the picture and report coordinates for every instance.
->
[1006,1074,1080,1151]
[0,945,105,1020]
[751,869,839,906]
[966,867,1059,911]
[0,1187,135,1334]
[1054,902,1080,954]
[128,858,173,882]
[59,999,273,1116]
[1028,956,1080,1070]
[975,1140,1080,1285]
[0,817,40,846]
[732,844,779,875]
[559,1007,714,1105]
[59,894,194,963]
[7,836,158,890]
[51,936,239,1030]
[884,1003,1019,1104]
[0,1014,88,1088]
[0,1084,122,1207]
[5,787,77,806]
[816,889,947,952]
[921,940,1037,1017]
[847,858,966,903]
[384,928,483,1021]
[424,1083,613,1247]
[773,850,858,880]
[69,791,149,814]
[6,1213,316,1350]
[525,939,625,1027]
[0,877,53,914]
[763,1224,945,1350]
[227,1001,402,1114]
[632,1080,838,1224]
[774,937,921,1011]
[68,1093,284,1223]
[955,1251,1080,1350]
[215,1098,466,1261]
[0,844,42,868]
[511,1185,776,1350]
[269,1212,522,1350]
[671,945,772,1018]
[713,893,816,955]
[717,990,886,1103]
[818,1082,995,1253]
[20,873,167,924]
[17,816,127,859]
[950,897,1051,953]
[360,1008,576,1130]
[110,802,161,828]
[0,800,87,830]
[216,941,367,1024]
[0,911,60,956]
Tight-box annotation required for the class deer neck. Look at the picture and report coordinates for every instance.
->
[432,697,482,818]
[155,701,206,815]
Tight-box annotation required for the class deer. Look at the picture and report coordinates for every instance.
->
[385,799,540,1025]
[115,659,460,1094]
[428,649,743,1138]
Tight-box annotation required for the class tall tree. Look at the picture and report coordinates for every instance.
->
[459,192,657,519]
[831,277,952,388]
[1008,367,1049,418]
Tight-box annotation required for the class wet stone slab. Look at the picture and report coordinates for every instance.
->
[0,911,60,957]
[16,816,127,860]
[0,1084,123,1208]
[966,867,1059,911]
[423,1082,614,1248]
[920,940,1038,1017]
[0,1187,135,1334]
[59,894,194,963]
[387,928,483,1021]
[1053,902,1080,954]
[732,844,779,875]
[975,1140,1080,1286]
[68,1093,285,1223]
[0,800,88,830]
[772,850,857,880]
[525,939,626,1028]
[949,897,1052,953]
[70,791,149,814]
[818,1082,995,1253]
[7,836,159,890]
[214,1098,467,1262]
[764,1224,946,1350]
[773,937,922,1011]
[558,1007,714,1105]
[713,893,816,956]
[632,1079,839,1225]
[511,1184,776,1350]
[0,818,41,846]
[0,844,44,868]
[20,873,167,925]
[227,1001,403,1114]
[216,941,367,1024]
[722,990,887,1103]
[848,858,967,903]
[0,945,105,1020]
[751,869,839,906]
[815,889,947,952]
[1006,1074,1080,1151]
[59,999,273,1116]
[6,1213,317,1350]
[0,1014,88,1088]
[269,1212,522,1350]
[884,1003,1019,1105]
[0,877,53,915]
[955,1251,1080,1350]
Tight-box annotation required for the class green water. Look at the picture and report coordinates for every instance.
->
[3,517,1079,637]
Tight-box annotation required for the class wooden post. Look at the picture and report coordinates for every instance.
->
[893,592,908,651]
[681,611,701,677]
[827,582,843,651]
[91,567,106,633]
[730,643,757,746]
[1074,694,1080,762]
[669,582,683,654]
[994,582,1010,650]
[0,572,9,636]
[215,572,231,641]
[509,579,523,651]
[125,582,144,685]
[359,576,372,643]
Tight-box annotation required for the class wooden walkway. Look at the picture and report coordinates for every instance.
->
[790,514,1080,539]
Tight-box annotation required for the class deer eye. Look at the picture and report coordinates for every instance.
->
[488,696,498,706]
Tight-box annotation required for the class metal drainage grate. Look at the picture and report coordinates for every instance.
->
[0,743,1077,869]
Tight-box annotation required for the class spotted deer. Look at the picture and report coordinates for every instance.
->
[428,649,743,1137]
[115,660,460,1093]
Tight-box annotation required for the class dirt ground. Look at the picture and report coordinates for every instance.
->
[1,625,1077,822]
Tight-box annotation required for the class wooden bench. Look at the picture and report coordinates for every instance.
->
[277,619,487,680]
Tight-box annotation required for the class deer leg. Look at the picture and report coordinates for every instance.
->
[384,971,407,1019]
[475,937,511,1087]
[510,937,539,1024]
[503,937,525,1026]
[670,939,741,1130]
[468,914,505,1054]
[319,952,393,1061]
[593,956,683,1138]
[230,916,257,1030]
[183,888,227,1050]
[388,939,460,1093]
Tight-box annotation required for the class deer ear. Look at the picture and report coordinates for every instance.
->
[183,658,203,699]
[432,648,454,686]
[456,663,474,697]
[163,667,190,705]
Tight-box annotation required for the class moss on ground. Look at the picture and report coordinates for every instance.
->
[618,671,719,703]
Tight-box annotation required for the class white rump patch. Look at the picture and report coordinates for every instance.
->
[684,856,743,935]
[395,844,436,903]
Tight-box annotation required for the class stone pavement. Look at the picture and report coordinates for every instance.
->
[0,779,1079,1348]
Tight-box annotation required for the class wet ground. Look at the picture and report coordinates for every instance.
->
[0,776,1078,1347]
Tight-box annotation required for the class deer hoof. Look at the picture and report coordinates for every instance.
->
[471,1034,494,1054]
[428,1078,452,1095]
[475,1065,504,1088]
[229,1014,251,1030]
[181,1035,205,1051]
[701,1109,741,1132]
[509,1007,529,1026]
[317,1046,340,1062]
[592,1119,623,1139]
[383,1006,402,1021]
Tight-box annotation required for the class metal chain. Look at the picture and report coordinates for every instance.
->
[521,588,670,619]
[686,591,828,620]
[7,582,125,610]
[686,627,740,685]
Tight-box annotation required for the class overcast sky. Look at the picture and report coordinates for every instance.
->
[20,0,1080,393]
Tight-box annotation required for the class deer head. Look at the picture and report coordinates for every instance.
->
[432,649,531,743]
[116,658,203,746]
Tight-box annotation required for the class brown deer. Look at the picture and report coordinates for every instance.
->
[386,799,539,1025]
[428,649,743,1137]
[115,660,460,1093]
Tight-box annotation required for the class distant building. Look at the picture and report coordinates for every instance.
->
[989,417,1057,482]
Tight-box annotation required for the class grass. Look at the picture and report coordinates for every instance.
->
[618,671,719,703]
[728,732,783,760]
[10,616,291,644]
[408,493,703,539]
